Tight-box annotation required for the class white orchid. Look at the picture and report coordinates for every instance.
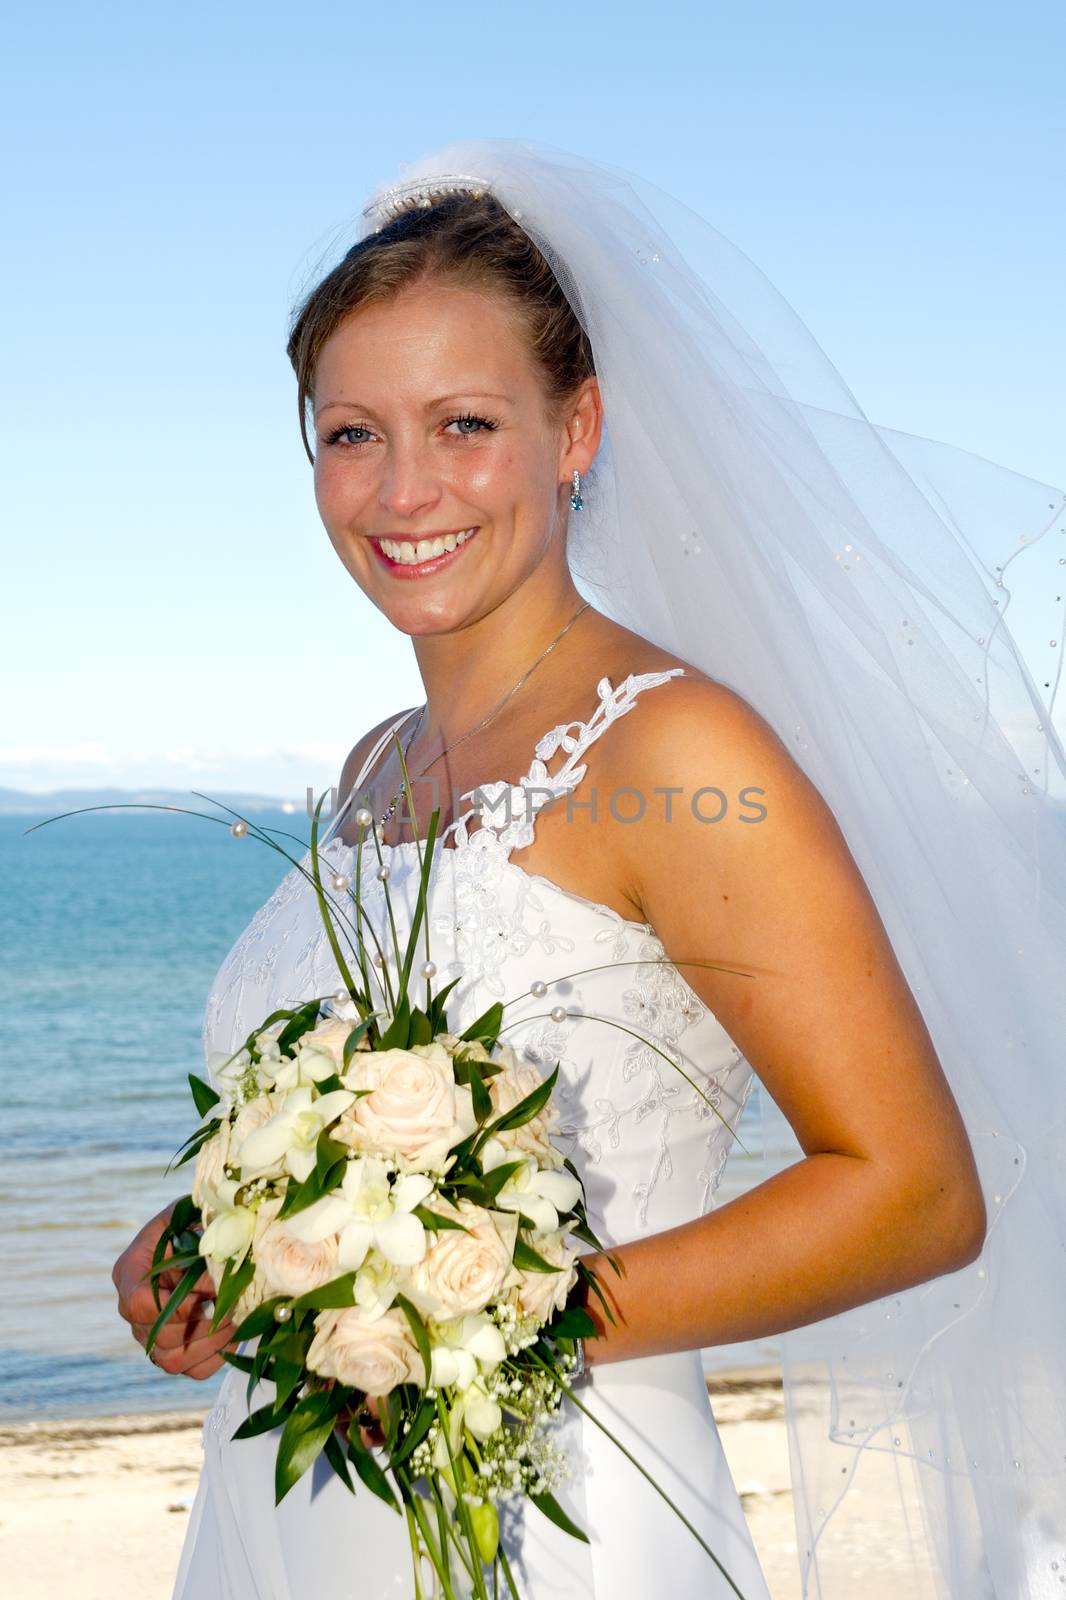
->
[238,1084,356,1183]
[481,1141,582,1233]
[283,1155,434,1270]
[429,1314,507,1391]
[198,1176,255,1263]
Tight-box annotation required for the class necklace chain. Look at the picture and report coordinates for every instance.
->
[377,600,591,832]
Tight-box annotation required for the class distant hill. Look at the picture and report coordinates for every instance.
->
[0,786,300,816]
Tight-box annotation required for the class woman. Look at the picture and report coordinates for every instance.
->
[113,140,1066,1597]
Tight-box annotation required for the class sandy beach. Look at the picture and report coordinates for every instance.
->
[0,1366,939,1599]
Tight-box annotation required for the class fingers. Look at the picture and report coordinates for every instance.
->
[335,1396,386,1450]
[134,1310,236,1357]
[123,1278,214,1332]
[146,1320,238,1377]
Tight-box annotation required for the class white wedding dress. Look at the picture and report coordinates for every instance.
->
[173,666,774,1600]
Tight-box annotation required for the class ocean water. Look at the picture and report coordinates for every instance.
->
[0,808,791,1423]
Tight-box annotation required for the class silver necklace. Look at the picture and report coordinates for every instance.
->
[377,600,591,832]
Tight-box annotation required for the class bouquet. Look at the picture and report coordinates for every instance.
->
[36,754,754,1599]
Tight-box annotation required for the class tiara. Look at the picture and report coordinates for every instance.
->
[362,173,493,229]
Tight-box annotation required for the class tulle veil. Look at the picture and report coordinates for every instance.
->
[339,138,1065,1598]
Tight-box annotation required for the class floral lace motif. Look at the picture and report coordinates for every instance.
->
[446,669,687,852]
[201,667,757,1237]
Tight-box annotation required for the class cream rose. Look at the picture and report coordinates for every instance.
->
[255,1216,340,1299]
[513,1230,579,1324]
[302,1018,353,1064]
[488,1058,562,1166]
[192,1120,231,1209]
[306,1305,425,1395]
[404,1201,517,1320]
[343,1042,470,1171]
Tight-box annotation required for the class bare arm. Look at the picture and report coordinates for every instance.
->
[577,677,987,1364]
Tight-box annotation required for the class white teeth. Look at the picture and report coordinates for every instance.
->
[377,529,477,566]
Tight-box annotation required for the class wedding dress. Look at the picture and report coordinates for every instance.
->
[173,666,775,1600]
[168,136,1066,1596]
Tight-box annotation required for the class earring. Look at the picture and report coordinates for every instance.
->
[570,469,585,512]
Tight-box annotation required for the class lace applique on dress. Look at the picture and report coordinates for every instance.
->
[200,663,759,1236]
[447,669,687,852]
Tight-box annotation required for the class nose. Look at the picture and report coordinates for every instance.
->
[377,440,442,522]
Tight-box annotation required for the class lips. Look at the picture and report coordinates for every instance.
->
[369,528,476,579]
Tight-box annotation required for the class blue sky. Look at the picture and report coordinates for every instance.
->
[2,0,1063,796]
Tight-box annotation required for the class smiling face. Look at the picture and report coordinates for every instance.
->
[312,280,590,637]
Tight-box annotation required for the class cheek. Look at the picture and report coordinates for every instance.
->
[457,446,531,505]
[314,456,369,522]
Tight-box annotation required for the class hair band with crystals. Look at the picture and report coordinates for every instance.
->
[361,172,493,228]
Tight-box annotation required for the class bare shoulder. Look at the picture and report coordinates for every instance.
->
[604,656,813,812]
[599,659,859,932]
[336,706,420,800]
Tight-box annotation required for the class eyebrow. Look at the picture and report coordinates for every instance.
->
[313,392,515,422]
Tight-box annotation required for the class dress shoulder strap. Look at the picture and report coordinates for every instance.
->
[324,707,420,843]
[533,667,687,780]
[454,666,686,853]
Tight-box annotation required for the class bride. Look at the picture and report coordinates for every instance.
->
[112,140,1066,1598]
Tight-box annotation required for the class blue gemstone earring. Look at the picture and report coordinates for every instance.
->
[570,469,585,512]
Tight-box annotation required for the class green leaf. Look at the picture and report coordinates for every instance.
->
[408,1007,433,1046]
[568,1217,608,1254]
[323,1429,356,1492]
[211,1253,255,1330]
[277,1135,347,1221]
[188,1073,220,1117]
[231,1401,288,1441]
[412,1204,469,1233]
[460,1001,503,1044]
[276,997,327,1054]
[488,1065,558,1135]
[531,1490,590,1544]
[477,1158,526,1201]
[316,1134,349,1182]
[169,1195,203,1236]
[220,1349,254,1375]
[468,1064,492,1123]
[428,976,462,1030]
[549,1306,598,1340]
[232,1296,289,1342]
[342,1016,373,1068]
[167,1121,222,1172]
[512,1238,563,1274]
[272,1355,306,1410]
[346,1430,400,1511]
[391,1395,435,1468]
[275,1390,338,1503]
[575,1259,617,1327]
[392,1293,431,1385]
[144,1260,205,1354]
[290,1272,357,1313]
[146,1249,203,1279]
[379,993,411,1051]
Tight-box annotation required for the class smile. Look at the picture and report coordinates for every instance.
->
[369,527,480,576]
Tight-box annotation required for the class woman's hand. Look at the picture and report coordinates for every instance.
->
[112,1202,237,1379]
[335,1393,387,1451]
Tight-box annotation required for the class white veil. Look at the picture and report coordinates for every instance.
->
[347,138,1066,1598]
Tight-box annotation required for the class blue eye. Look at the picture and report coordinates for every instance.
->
[326,423,373,447]
[444,413,499,436]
